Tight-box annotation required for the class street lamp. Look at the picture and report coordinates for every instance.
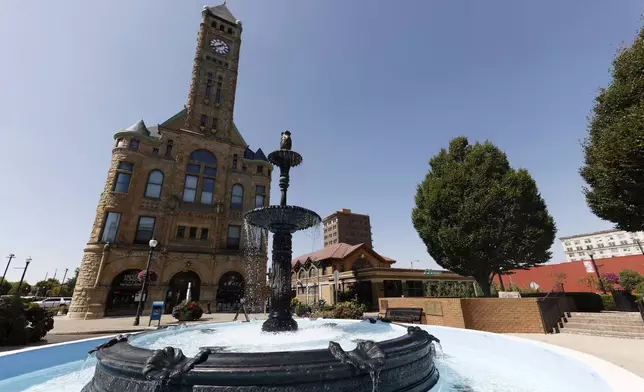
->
[16,257,32,294]
[0,253,15,286]
[133,238,158,326]
[587,249,606,294]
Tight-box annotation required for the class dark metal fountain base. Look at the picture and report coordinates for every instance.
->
[82,325,440,392]
[262,314,298,332]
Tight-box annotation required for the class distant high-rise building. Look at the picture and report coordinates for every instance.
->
[560,229,644,262]
[323,209,373,248]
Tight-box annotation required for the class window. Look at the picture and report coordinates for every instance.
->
[227,27,233,34]
[584,239,591,243]
[212,117,218,130]
[608,241,616,246]
[189,227,198,239]
[215,76,222,104]
[255,185,266,208]
[597,243,605,248]
[144,170,164,198]
[219,24,224,31]
[406,281,424,297]
[574,240,580,244]
[576,246,583,250]
[620,240,628,245]
[165,140,173,157]
[177,226,186,238]
[205,72,213,98]
[115,138,123,147]
[227,225,241,249]
[232,154,238,169]
[183,149,217,204]
[211,22,216,28]
[578,252,585,256]
[231,184,243,210]
[586,245,593,250]
[200,228,209,240]
[256,165,263,174]
[114,162,133,193]
[135,217,155,244]
[129,139,140,151]
[101,212,121,243]
[565,241,571,246]
[200,115,207,127]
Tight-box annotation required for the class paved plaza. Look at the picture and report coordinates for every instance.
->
[511,333,644,378]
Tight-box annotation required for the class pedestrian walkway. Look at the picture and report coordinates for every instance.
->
[50,313,268,335]
[511,332,644,379]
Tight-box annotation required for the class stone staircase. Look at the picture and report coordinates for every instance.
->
[559,311,644,339]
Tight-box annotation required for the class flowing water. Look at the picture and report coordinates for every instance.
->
[1,321,614,392]
[241,222,268,312]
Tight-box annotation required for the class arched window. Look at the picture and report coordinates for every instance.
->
[298,269,306,281]
[183,150,217,204]
[309,267,317,278]
[230,184,244,210]
[144,170,164,198]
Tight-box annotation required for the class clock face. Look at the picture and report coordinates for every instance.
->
[210,39,230,55]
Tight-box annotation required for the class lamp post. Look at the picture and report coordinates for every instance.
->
[587,250,606,294]
[133,238,158,326]
[16,257,32,294]
[1,253,15,286]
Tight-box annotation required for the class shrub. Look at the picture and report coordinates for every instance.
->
[312,297,367,320]
[635,281,644,294]
[0,295,54,346]
[600,294,616,311]
[294,302,312,317]
[171,300,203,321]
[618,269,644,292]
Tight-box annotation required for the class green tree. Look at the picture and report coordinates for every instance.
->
[34,279,60,297]
[0,280,12,296]
[412,137,556,296]
[8,282,31,296]
[580,28,644,231]
[618,269,644,292]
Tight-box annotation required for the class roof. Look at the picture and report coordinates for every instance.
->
[159,108,249,147]
[559,228,622,240]
[113,119,162,142]
[323,209,370,221]
[492,254,644,293]
[244,147,268,162]
[292,242,396,266]
[206,3,237,24]
[125,119,150,137]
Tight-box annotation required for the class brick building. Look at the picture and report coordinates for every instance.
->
[69,4,270,318]
[323,209,373,248]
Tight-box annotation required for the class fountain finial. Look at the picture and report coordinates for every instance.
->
[280,130,292,151]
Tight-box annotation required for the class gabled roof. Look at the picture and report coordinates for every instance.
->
[292,243,396,267]
[206,3,237,24]
[159,108,248,147]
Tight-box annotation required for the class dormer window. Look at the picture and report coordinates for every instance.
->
[129,139,140,151]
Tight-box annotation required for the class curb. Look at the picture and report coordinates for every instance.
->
[49,328,155,336]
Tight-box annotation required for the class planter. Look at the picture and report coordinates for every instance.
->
[610,290,638,312]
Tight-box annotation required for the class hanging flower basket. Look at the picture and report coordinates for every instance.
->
[137,270,158,283]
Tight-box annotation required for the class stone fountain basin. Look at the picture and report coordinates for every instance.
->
[244,205,321,233]
[1,322,643,392]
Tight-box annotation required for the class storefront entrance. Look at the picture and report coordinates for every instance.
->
[216,271,245,312]
[165,271,201,314]
[105,269,142,317]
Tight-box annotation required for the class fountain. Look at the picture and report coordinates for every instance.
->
[77,132,441,392]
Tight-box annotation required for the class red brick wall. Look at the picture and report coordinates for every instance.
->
[379,297,544,333]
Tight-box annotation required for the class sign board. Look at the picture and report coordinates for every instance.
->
[424,269,439,276]
[333,270,339,289]
[149,301,164,327]
[498,291,521,298]
[529,282,540,290]
[583,260,595,274]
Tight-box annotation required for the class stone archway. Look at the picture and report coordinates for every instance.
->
[165,271,201,313]
[105,269,142,317]
[216,271,245,312]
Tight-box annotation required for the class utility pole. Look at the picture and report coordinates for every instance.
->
[1,253,15,286]
[52,268,58,282]
[16,257,32,294]
[59,268,69,295]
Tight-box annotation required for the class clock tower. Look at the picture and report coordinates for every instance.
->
[184,3,242,141]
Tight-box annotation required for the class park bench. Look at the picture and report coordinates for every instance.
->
[385,307,423,324]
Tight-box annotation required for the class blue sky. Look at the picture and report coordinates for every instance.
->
[0,0,642,284]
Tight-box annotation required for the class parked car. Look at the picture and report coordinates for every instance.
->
[33,297,72,309]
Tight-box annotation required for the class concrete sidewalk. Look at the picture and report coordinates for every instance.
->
[50,313,268,335]
[511,333,644,379]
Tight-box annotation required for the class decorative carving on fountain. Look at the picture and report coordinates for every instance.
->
[328,340,386,374]
[88,334,130,355]
[143,347,211,386]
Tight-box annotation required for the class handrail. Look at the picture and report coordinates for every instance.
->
[543,282,564,299]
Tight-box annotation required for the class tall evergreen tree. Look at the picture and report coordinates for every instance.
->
[581,28,644,231]
[412,137,556,296]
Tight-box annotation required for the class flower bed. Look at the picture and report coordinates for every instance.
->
[171,300,203,321]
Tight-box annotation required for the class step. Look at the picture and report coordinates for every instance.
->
[569,312,642,319]
[562,322,644,333]
[562,316,644,326]
[560,328,644,339]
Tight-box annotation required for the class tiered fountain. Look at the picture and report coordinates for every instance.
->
[80,132,440,392]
